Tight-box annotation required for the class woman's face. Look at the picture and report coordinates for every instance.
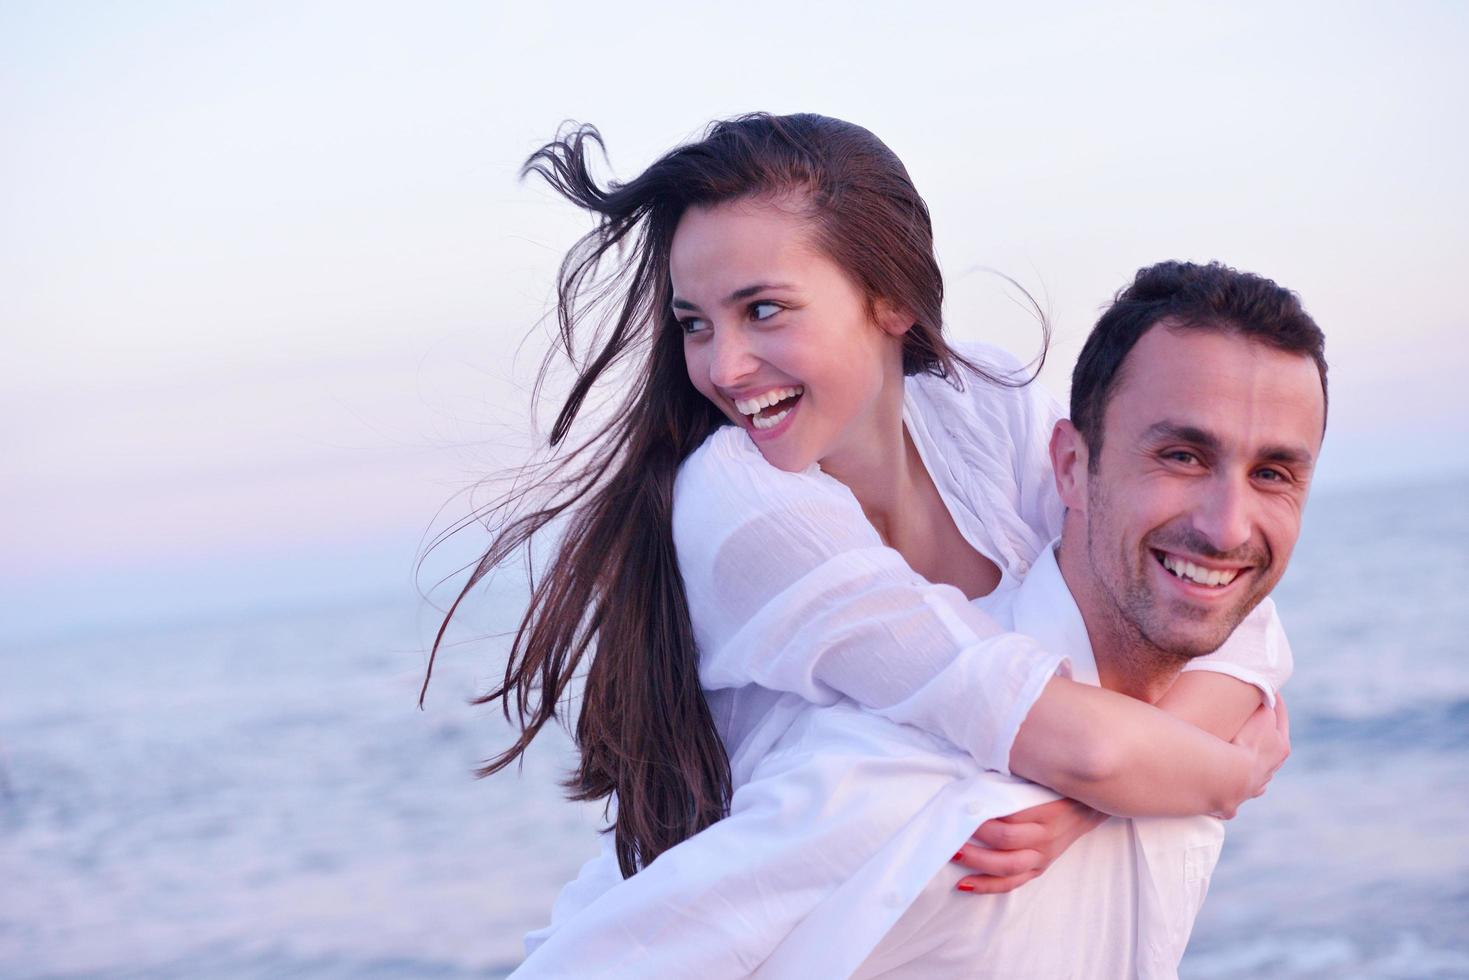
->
[670,196,907,474]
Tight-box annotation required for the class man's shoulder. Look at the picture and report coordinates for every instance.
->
[1005,544,1102,685]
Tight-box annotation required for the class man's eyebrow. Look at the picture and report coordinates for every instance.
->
[1144,421,1316,468]
[671,282,795,312]
[1258,444,1316,468]
[1142,421,1221,452]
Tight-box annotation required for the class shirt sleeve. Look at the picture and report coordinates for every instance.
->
[522,831,624,958]
[1179,597,1294,705]
[514,705,1051,979]
[673,428,1070,775]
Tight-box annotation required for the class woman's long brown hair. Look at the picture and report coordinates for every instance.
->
[421,113,1040,876]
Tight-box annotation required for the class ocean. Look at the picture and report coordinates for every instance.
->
[2,476,1466,978]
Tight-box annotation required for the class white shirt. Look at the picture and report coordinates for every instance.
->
[849,544,1244,979]
[515,344,1291,977]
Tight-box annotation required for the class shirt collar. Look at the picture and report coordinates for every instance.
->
[1010,539,1101,687]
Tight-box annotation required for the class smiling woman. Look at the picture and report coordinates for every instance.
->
[419,112,1029,876]
[672,198,906,473]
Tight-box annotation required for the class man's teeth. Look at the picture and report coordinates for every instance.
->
[735,386,803,417]
[1160,553,1240,588]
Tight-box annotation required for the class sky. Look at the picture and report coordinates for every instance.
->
[3,0,1466,641]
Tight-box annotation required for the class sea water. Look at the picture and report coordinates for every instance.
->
[1182,477,1469,979]
[2,476,1466,978]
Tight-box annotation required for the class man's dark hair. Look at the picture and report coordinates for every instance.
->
[1070,260,1328,465]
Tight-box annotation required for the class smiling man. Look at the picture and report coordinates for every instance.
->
[845,261,1328,978]
[517,261,1326,979]
[1052,264,1327,700]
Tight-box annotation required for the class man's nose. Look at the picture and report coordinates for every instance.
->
[708,328,759,389]
[1192,474,1254,555]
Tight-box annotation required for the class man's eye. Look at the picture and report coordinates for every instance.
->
[1165,450,1200,465]
[751,302,781,321]
[1255,467,1288,483]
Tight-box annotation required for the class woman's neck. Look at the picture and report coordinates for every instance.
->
[818,382,925,549]
[819,373,1004,602]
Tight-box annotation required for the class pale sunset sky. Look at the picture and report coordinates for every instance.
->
[3,0,1465,641]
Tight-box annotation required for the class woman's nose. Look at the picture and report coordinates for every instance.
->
[709,329,759,389]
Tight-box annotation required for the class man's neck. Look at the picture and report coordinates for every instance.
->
[1054,535,1188,704]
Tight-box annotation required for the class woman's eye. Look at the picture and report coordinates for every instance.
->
[678,317,707,335]
[751,302,781,321]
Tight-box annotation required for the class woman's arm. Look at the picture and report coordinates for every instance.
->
[955,670,1276,892]
[676,428,1070,777]
[674,429,1289,819]
[1011,674,1287,818]
[1156,670,1266,740]
[1011,598,1292,818]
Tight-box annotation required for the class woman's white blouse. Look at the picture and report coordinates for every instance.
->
[674,344,1074,780]
[518,342,1292,970]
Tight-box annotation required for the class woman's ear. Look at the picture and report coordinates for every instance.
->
[873,298,914,338]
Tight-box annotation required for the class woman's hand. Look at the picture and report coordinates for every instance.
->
[1215,693,1290,818]
[951,798,1108,894]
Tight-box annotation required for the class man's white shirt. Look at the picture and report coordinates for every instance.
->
[848,543,1229,978]
[514,345,1292,978]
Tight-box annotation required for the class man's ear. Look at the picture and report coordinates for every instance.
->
[1049,419,1090,512]
[873,298,914,339]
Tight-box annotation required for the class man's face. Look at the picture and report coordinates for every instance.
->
[1066,324,1325,659]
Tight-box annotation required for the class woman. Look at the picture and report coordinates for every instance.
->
[422,113,1289,971]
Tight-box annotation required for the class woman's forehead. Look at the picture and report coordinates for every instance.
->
[670,200,830,296]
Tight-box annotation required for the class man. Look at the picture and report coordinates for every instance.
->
[520,260,1326,978]
[844,259,1325,976]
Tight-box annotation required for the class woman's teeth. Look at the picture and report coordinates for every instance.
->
[735,386,803,415]
[1159,553,1240,588]
[736,386,803,430]
[752,407,792,430]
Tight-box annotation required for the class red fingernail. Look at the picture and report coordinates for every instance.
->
[956,881,975,892]
[952,851,965,862]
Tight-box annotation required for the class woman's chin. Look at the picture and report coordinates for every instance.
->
[749,436,816,474]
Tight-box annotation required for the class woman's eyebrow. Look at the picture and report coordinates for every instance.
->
[672,282,796,312]
[726,282,794,303]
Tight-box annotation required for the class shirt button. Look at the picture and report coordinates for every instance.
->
[1015,560,1031,576]
[966,801,985,816]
